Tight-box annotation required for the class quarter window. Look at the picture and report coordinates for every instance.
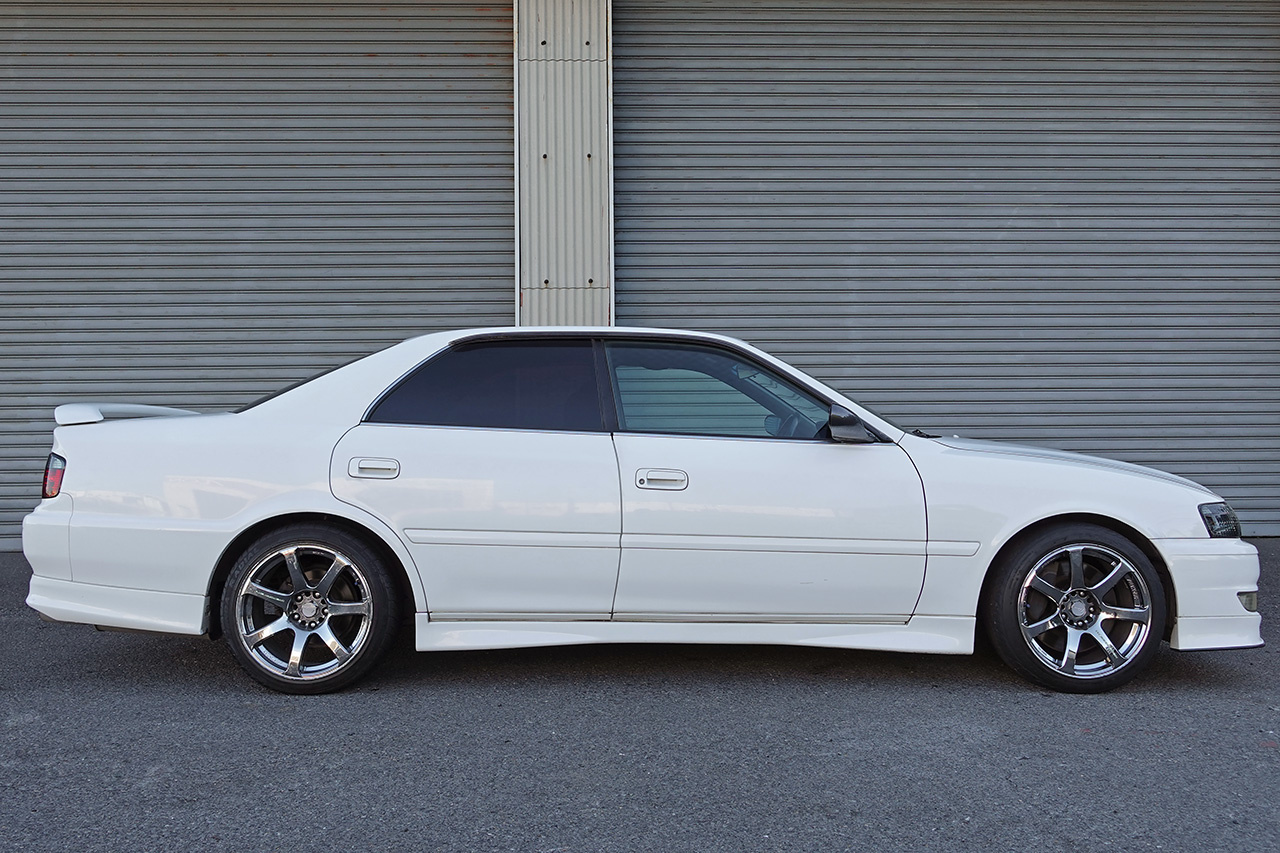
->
[605,342,828,439]
[367,340,603,431]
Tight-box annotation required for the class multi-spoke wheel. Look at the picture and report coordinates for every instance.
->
[984,524,1166,693]
[221,524,399,694]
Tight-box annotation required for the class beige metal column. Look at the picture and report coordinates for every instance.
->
[516,0,613,325]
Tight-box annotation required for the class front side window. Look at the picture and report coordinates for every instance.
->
[367,339,602,431]
[605,341,829,439]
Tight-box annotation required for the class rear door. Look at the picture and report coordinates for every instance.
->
[331,338,621,620]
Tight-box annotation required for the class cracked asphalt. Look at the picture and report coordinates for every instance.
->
[2,542,1277,852]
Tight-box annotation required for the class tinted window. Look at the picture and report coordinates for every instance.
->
[605,342,828,438]
[368,340,603,431]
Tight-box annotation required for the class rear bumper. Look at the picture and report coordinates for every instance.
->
[25,500,208,634]
[23,499,73,581]
[1153,537,1262,651]
[27,575,206,636]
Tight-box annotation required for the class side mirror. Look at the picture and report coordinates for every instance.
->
[828,404,878,444]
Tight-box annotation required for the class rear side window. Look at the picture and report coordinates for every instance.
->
[367,340,603,432]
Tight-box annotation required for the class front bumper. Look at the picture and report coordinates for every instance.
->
[1154,537,1262,651]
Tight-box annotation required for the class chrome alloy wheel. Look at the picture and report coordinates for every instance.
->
[232,543,373,682]
[1017,543,1154,680]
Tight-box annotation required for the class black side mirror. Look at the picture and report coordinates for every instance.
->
[829,404,878,444]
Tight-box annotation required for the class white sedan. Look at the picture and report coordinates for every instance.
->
[24,327,1262,694]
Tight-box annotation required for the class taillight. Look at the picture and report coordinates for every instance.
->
[42,454,66,499]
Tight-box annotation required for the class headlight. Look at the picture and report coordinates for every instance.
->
[1199,502,1241,538]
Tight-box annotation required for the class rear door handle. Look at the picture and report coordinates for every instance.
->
[636,468,688,490]
[349,457,400,479]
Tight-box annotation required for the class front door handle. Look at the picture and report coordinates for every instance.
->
[349,457,400,479]
[636,468,688,490]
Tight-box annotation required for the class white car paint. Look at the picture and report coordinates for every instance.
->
[22,326,1262,671]
[610,432,927,620]
[54,402,200,426]
[332,423,621,619]
[411,616,976,655]
[901,431,1257,651]
[30,397,434,625]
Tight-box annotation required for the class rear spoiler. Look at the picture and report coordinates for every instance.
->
[54,403,200,427]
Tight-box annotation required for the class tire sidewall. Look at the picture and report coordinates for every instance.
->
[220,523,399,694]
[984,523,1167,693]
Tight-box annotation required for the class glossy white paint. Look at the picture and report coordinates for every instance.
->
[53,402,199,426]
[904,432,1234,621]
[28,575,206,635]
[414,614,975,654]
[58,413,348,594]
[25,403,431,612]
[21,493,72,581]
[332,424,621,618]
[611,432,927,618]
[1154,537,1262,648]
[1170,615,1264,651]
[21,326,1264,667]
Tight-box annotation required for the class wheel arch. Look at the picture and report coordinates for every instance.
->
[977,512,1177,642]
[205,511,417,640]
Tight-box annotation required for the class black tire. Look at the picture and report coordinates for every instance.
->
[220,523,400,694]
[983,523,1166,694]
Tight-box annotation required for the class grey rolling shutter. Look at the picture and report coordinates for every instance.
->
[0,2,515,549]
[613,0,1280,535]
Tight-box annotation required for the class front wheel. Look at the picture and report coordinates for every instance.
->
[220,523,400,694]
[983,524,1167,693]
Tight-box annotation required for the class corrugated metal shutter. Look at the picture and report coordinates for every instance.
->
[0,2,515,549]
[613,0,1280,535]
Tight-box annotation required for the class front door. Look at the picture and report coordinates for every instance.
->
[604,340,927,621]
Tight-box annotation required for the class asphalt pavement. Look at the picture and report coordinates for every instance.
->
[2,543,1277,853]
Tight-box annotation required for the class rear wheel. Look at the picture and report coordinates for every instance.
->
[983,523,1166,693]
[220,523,399,694]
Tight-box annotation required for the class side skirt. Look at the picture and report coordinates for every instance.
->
[414,615,975,655]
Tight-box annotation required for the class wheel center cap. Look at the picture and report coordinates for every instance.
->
[1060,592,1097,628]
[289,591,329,629]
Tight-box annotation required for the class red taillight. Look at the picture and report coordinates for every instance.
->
[42,454,66,499]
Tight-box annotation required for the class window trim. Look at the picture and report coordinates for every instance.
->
[360,330,889,443]
[591,339,621,432]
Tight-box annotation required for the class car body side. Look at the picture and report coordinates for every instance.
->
[22,327,1262,655]
[899,435,1260,650]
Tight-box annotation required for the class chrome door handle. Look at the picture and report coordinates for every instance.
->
[636,468,688,490]
[349,457,400,479]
